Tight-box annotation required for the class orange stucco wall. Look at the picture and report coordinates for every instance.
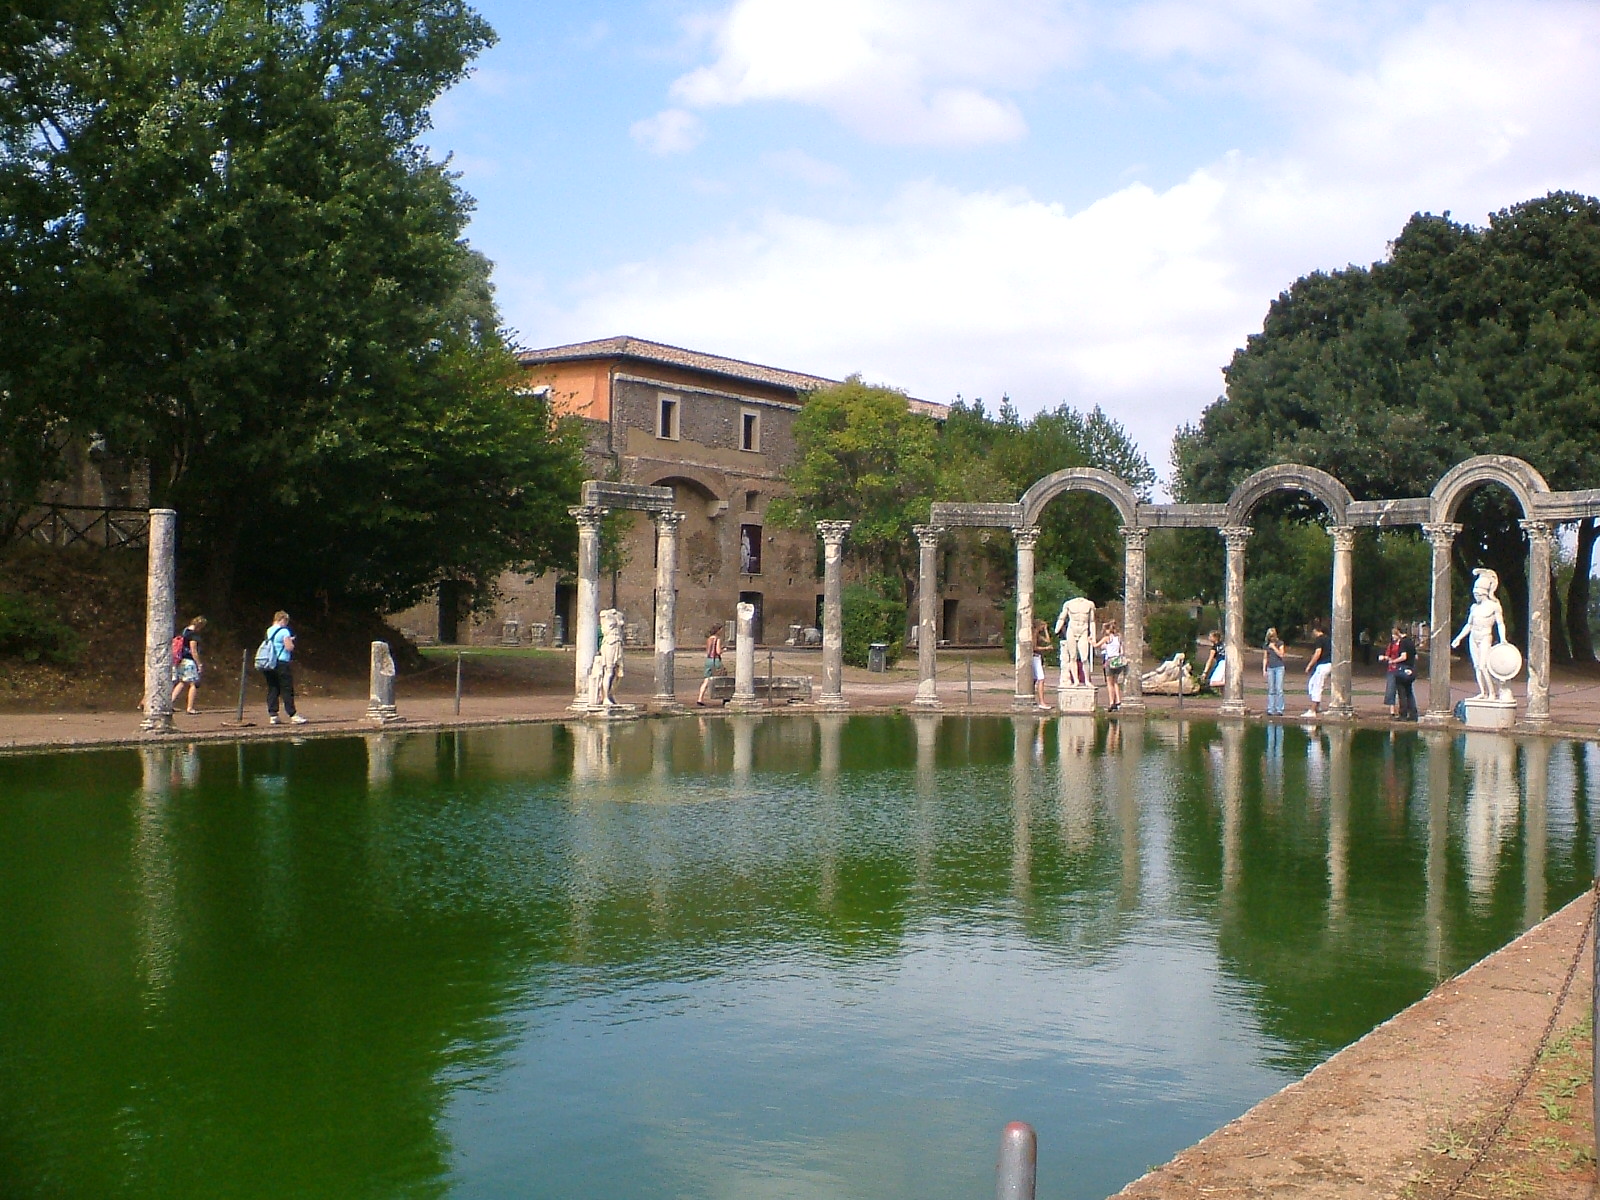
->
[525,359,615,421]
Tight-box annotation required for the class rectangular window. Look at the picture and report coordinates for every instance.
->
[744,489,759,512]
[740,408,761,452]
[740,524,762,575]
[657,394,680,440]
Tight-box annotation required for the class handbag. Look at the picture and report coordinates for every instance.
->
[1106,655,1127,671]
[1397,665,1416,682]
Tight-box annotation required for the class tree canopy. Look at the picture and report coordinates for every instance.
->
[0,0,583,618]
[1173,192,1600,657]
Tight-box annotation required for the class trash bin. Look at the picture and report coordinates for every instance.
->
[868,642,889,673]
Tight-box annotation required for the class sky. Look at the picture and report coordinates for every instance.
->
[425,0,1600,482]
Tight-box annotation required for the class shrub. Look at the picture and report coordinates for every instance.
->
[1145,603,1197,663]
[842,584,905,668]
[0,592,84,665]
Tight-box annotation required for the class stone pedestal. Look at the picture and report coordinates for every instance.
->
[817,521,851,709]
[1057,684,1096,714]
[730,601,762,711]
[366,641,404,725]
[139,508,178,733]
[1462,696,1517,729]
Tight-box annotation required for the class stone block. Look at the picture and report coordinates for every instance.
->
[1462,697,1517,729]
[1057,684,1096,713]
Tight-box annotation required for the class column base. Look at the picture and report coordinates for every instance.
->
[816,694,850,710]
[1218,701,1247,718]
[1327,705,1355,720]
[914,680,941,708]
[1419,710,1453,727]
[912,698,943,710]
[582,703,641,720]
[651,695,684,714]
[728,697,765,712]
[1013,694,1041,711]
[1114,697,1146,715]
[366,705,405,725]
[139,714,175,734]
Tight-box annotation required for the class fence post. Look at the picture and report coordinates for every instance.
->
[234,649,248,723]
[997,1121,1037,1200]
[454,652,463,717]
[966,654,973,705]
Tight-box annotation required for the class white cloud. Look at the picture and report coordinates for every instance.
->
[553,1,1600,476]
[761,149,851,189]
[666,0,1077,144]
[630,107,706,155]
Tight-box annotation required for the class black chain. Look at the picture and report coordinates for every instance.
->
[1435,882,1597,1200]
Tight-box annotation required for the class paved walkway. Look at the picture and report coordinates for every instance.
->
[3,650,1600,752]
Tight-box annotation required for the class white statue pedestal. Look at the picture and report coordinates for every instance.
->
[1462,696,1517,730]
[1057,684,1096,714]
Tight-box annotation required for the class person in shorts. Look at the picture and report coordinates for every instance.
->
[1302,619,1332,718]
[1032,618,1052,708]
[170,615,207,715]
[696,622,724,706]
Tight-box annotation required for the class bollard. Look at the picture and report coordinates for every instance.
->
[234,648,248,723]
[454,652,463,716]
[997,1121,1037,1200]
[767,649,774,707]
[966,654,973,705]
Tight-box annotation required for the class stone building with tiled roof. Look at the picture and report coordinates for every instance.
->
[393,337,999,652]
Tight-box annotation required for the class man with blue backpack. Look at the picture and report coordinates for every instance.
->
[254,611,306,725]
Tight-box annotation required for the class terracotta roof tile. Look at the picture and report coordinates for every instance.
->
[518,335,948,419]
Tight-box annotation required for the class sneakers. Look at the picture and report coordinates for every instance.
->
[270,715,281,725]
[1300,709,1317,718]
[289,715,308,725]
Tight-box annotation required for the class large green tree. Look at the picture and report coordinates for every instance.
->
[1174,192,1600,658]
[0,0,582,617]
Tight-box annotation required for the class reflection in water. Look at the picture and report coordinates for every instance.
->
[2,717,1593,1200]
[1462,732,1521,906]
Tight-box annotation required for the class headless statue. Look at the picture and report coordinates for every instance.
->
[589,608,626,706]
[1054,596,1097,687]
[1450,568,1508,700]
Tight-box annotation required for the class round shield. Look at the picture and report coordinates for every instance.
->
[1485,641,1523,682]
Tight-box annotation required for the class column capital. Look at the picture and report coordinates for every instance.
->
[1119,525,1148,550]
[1327,524,1357,552]
[1422,521,1462,545]
[569,504,608,529]
[1520,518,1555,545]
[1220,524,1252,546]
[912,523,946,548]
[1014,525,1042,551]
[653,509,686,532]
[816,520,852,546]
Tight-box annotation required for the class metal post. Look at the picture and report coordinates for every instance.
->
[454,652,463,716]
[996,1121,1037,1200]
[966,654,973,705]
[234,649,248,723]
[767,648,774,708]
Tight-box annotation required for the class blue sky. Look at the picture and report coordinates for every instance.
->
[425,0,1600,478]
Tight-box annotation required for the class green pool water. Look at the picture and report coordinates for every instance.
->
[0,715,1592,1199]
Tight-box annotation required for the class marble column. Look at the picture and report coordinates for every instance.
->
[1328,525,1356,718]
[1219,525,1251,716]
[1013,526,1042,709]
[1421,522,1461,722]
[569,505,607,708]
[652,511,685,708]
[731,600,760,710]
[1119,526,1148,712]
[366,641,401,724]
[817,521,852,709]
[913,524,945,708]
[1522,519,1553,724]
[139,508,178,733]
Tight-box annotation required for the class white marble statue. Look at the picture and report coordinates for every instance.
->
[588,608,626,706]
[1141,651,1195,695]
[1450,568,1509,700]
[1053,596,1097,687]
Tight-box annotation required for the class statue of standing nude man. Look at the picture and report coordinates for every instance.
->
[1451,568,1508,700]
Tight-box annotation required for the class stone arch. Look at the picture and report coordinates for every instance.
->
[1225,464,1352,527]
[1019,467,1141,528]
[646,466,724,504]
[1429,455,1550,523]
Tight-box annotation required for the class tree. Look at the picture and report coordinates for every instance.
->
[0,0,583,618]
[769,376,940,602]
[1174,193,1600,658]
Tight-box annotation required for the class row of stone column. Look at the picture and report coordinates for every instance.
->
[568,504,854,710]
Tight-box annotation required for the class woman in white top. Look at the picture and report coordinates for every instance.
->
[1097,620,1125,712]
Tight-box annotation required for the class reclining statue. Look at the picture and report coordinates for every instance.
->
[1140,651,1195,695]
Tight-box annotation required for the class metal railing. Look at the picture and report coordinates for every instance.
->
[12,503,151,549]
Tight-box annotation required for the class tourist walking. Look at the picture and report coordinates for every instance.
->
[1262,627,1287,716]
[170,615,207,715]
[695,622,724,706]
[256,611,306,725]
[1098,620,1125,711]
[1033,618,1053,708]
[1392,625,1419,721]
[1302,619,1332,718]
